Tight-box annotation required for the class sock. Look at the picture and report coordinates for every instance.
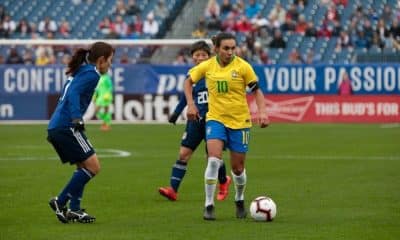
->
[58,168,94,210]
[170,160,187,192]
[204,157,222,207]
[96,107,105,121]
[232,169,247,201]
[217,162,227,184]
[103,112,112,125]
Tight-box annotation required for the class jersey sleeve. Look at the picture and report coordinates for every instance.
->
[173,93,187,116]
[189,60,208,84]
[242,61,258,85]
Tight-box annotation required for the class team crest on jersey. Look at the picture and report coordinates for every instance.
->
[231,70,239,78]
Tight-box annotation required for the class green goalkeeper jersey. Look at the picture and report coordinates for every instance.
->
[94,73,113,106]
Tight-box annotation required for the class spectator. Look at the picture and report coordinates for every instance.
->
[59,19,71,38]
[35,45,54,65]
[335,31,352,52]
[207,14,222,31]
[221,13,236,32]
[286,3,299,22]
[354,30,369,49]
[304,49,321,64]
[305,21,318,37]
[126,0,141,16]
[376,18,390,45]
[0,55,5,64]
[99,17,115,35]
[294,0,307,9]
[251,13,269,30]
[234,15,252,33]
[172,53,188,65]
[143,12,159,36]
[269,29,286,48]
[192,17,207,38]
[16,18,31,38]
[3,14,16,38]
[318,23,332,38]
[255,27,271,48]
[363,19,374,44]
[245,0,261,19]
[114,0,127,16]
[269,3,286,26]
[295,14,308,35]
[220,0,232,16]
[61,53,71,65]
[381,4,393,24]
[114,15,129,37]
[287,49,303,64]
[331,19,342,37]
[333,0,348,7]
[154,0,169,19]
[6,47,23,64]
[389,19,400,44]
[38,16,57,35]
[205,0,220,18]
[120,53,130,64]
[23,50,35,65]
[130,14,143,35]
[281,16,296,33]
[324,4,340,24]
[338,72,352,96]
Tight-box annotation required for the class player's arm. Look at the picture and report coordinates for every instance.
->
[169,93,186,124]
[184,76,199,120]
[249,82,269,128]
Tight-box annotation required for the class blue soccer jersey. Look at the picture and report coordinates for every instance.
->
[48,64,101,130]
[173,78,208,118]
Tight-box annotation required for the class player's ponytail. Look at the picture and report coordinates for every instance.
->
[66,48,89,76]
[66,41,114,76]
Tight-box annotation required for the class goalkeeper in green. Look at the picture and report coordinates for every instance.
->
[93,73,113,131]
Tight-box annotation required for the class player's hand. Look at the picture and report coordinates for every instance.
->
[258,111,270,128]
[72,118,85,132]
[186,103,200,121]
[168,112,179,125]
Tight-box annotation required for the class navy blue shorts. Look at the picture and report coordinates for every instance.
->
[181,119,206,151]
[47,128,95,165]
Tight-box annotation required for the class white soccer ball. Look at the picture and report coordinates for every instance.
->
[249,196,277,221]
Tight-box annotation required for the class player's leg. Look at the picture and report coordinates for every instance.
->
[203,120,226,220]
[159,120,201,201]
[47,129,97,223]
[67,154,99,223]
[227,128,250,219]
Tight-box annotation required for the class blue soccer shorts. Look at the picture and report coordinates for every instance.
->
[181,119,206,151]
[47,128,95,165]
[205,120,250,153]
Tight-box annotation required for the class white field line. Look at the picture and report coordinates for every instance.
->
[250,155,400,161]
[380,123,400,128]
[0,149,131,161]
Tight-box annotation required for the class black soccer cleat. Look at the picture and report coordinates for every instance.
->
[203,205,216,220]
[235,200,247,219]
[67,209,96,223]
[49,197,69,224]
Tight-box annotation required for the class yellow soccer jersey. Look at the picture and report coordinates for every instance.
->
[189,56,257,129]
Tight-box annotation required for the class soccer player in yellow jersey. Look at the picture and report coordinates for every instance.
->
[184,32,269,220]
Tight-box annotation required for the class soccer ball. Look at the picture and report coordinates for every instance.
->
[249,196,277,221]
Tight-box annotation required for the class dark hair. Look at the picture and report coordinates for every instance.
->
[66,41,114,75]
[190,40,211,55]
[211,32,236,47]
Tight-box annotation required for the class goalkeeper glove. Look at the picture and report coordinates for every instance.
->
[72,119,85,132]
[168,112,179,125]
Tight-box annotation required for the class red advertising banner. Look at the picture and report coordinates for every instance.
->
[247,95,400,123]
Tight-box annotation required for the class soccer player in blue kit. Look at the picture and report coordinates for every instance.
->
[159,41,231,201]
[47,42,114,223]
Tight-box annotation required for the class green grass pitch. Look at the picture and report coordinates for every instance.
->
[0,123,399,240]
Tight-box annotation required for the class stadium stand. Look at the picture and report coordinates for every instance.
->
[0,0,399,64]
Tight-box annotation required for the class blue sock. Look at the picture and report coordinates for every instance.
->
[57,168,93,210]
[170,160,187,192]
[218,162,227,184]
